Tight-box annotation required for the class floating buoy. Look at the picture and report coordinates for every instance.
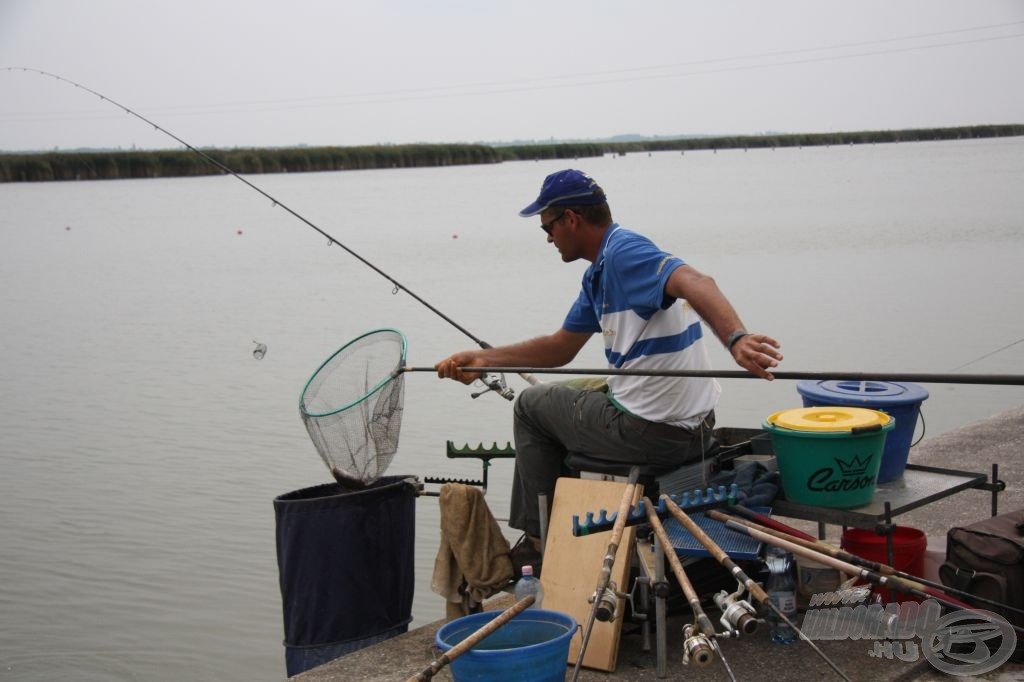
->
[237,229,243,235]
[65,226,71,231]
[451,233,459,239]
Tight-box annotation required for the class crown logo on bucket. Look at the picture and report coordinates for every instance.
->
[835,454,872,477]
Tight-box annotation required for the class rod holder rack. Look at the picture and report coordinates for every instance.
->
[572,484,739,536]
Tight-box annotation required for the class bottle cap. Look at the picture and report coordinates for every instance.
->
[521,565,533,577]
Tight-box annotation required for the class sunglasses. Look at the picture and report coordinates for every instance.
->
[540,210,568,235]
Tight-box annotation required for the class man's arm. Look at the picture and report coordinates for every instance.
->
[665,264,783,380]
[435,328,592,384]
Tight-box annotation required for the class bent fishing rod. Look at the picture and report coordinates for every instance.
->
[7,66,532,396]
[405,365,1024,385]
[661,495,854,682]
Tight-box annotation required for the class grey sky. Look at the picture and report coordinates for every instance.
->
[1,0,1022,152]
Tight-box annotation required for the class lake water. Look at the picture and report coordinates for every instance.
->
[1,138,1022,681]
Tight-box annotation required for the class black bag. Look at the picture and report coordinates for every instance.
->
[939,508,1024,660]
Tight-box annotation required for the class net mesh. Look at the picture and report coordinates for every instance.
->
[299,329,407,487]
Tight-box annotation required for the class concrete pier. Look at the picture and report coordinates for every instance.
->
[292,407,1024,681]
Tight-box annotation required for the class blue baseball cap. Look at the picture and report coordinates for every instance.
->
[518,169,607,217]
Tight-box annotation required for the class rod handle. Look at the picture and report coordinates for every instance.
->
[406,595,534,681]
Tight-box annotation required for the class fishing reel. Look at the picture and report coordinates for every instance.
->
[681,624,715,667]
[713,586,759,636]
[471,372,514,401]
[591,582,621,622]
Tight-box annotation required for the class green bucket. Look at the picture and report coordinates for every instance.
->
[763,406,894,508]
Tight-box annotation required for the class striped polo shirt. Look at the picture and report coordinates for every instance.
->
[562,224,721,428]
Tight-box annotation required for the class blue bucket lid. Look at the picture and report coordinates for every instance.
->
[797,380,928,406]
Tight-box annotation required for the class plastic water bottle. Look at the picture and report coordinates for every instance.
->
[765,547,797,644]
[514,565,543,609]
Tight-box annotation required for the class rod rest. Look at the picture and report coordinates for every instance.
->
[446,441,516,460]
[420,441,517,496]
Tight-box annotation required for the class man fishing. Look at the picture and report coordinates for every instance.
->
[435,169,783,572]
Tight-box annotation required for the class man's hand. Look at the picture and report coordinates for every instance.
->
[434,351,486,385]
[730,333,783,380]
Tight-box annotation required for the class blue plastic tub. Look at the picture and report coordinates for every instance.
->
[797,380,928,483]
[435,609,576,682]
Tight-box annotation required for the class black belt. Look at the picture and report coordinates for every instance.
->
[643,419,699,441]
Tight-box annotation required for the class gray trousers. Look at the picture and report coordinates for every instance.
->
[508,382,713,537]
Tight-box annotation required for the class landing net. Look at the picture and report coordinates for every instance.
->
[299,328,407,487]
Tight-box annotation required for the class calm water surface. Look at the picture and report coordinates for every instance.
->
[1,139,1022,680]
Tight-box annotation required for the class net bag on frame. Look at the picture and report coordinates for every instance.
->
[277,329,415,675]
[274,477,416,676]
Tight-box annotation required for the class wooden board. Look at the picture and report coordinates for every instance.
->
[540,477,641,673]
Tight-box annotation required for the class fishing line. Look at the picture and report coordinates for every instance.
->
[4,67,498,354]
[949,335,1024,372]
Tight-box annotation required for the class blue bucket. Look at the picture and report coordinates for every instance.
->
[797,380,928,483]
[435,609,576,682]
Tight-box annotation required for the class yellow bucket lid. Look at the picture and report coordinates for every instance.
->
[766,406,891,432]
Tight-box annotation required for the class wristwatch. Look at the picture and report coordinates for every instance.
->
[726,329,749,352]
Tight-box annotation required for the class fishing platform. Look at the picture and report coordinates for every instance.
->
[289,407,1024,681]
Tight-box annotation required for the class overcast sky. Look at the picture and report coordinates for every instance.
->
[1,0,1022,151]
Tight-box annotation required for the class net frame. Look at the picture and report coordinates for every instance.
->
[299,328,408,487]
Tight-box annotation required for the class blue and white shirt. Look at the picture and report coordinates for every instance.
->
[562,224,720,428]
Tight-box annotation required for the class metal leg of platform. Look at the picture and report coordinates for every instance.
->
[638,569,651,655]
[634,534,669,679]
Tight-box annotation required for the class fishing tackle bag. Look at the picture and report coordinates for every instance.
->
[939,508,1024,660]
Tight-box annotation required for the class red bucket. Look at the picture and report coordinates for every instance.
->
[841,526,926,604]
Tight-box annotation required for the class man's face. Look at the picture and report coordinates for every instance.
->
[539,208,578,263]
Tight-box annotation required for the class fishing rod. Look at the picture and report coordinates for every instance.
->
[717,515,1024,637]
[404,365,1024,385]
[710,509,1024,626]
[727,505,818,542]
[405,594,535,681]
[641,496,720,669]
[720,508,972,612]
[571,466,641,682]
[6,66,533,397]
[720,506,1024,616]
[661,495,854,682]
